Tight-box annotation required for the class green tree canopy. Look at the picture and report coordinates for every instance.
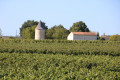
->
[70,21,90,32]
[20,20,48,39]
[109,35,120,41]
[46,25,69,39]
[20,20,38,37]
[21,25,36,39]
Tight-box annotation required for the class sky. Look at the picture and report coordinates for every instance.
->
[0,0,120,36]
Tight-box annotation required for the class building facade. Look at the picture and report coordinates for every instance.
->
[67,32,97,40]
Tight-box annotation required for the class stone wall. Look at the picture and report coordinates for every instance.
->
[35,29,45,40]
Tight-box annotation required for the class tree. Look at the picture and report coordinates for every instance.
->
[46,25,69,39]
[20,20,38,38]
[20,20,48,39]
[0,28,2,36]
[45,28,54,39]
[21,25,36,39]
[109,35,120,41]
[70,21,90,32]
[97,32,100,40]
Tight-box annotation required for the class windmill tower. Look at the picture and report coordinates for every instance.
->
[35,21,45,40]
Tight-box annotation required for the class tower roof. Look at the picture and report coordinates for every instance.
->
[35,21,44,30]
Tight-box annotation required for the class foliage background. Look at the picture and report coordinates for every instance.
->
[20,20,90,39]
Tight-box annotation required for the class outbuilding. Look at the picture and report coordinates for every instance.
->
[67,32,97,40]
[35,21,45,40]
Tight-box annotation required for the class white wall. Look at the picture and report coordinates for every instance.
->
[35,29,45,40]
[67,32,74,40]
[74,35,97,40]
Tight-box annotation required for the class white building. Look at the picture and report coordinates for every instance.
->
[35,21,45,40]
[67,32,97,40]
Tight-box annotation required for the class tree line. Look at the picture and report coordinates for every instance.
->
[20,20,90,39]
[1,20,120,41]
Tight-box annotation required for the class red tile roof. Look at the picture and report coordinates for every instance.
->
[72,32,97,36]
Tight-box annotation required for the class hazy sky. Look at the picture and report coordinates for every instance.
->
[0,0,120,36]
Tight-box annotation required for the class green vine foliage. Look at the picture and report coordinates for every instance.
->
[0,53,120,80]
[0,39,120,79]
[0,39,120,56]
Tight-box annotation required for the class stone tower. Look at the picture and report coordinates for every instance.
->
[35,21,45,40]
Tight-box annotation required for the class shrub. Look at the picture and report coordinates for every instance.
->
[9,36,14,39]
[99,37,105,40]
[0,36,2,39]
[109,35,120,41]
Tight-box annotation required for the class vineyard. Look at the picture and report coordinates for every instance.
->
[0,39,120,56]
[0,39,120,80]
[0,53,120,80]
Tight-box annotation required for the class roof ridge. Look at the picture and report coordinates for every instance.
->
[71,32,97,36]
